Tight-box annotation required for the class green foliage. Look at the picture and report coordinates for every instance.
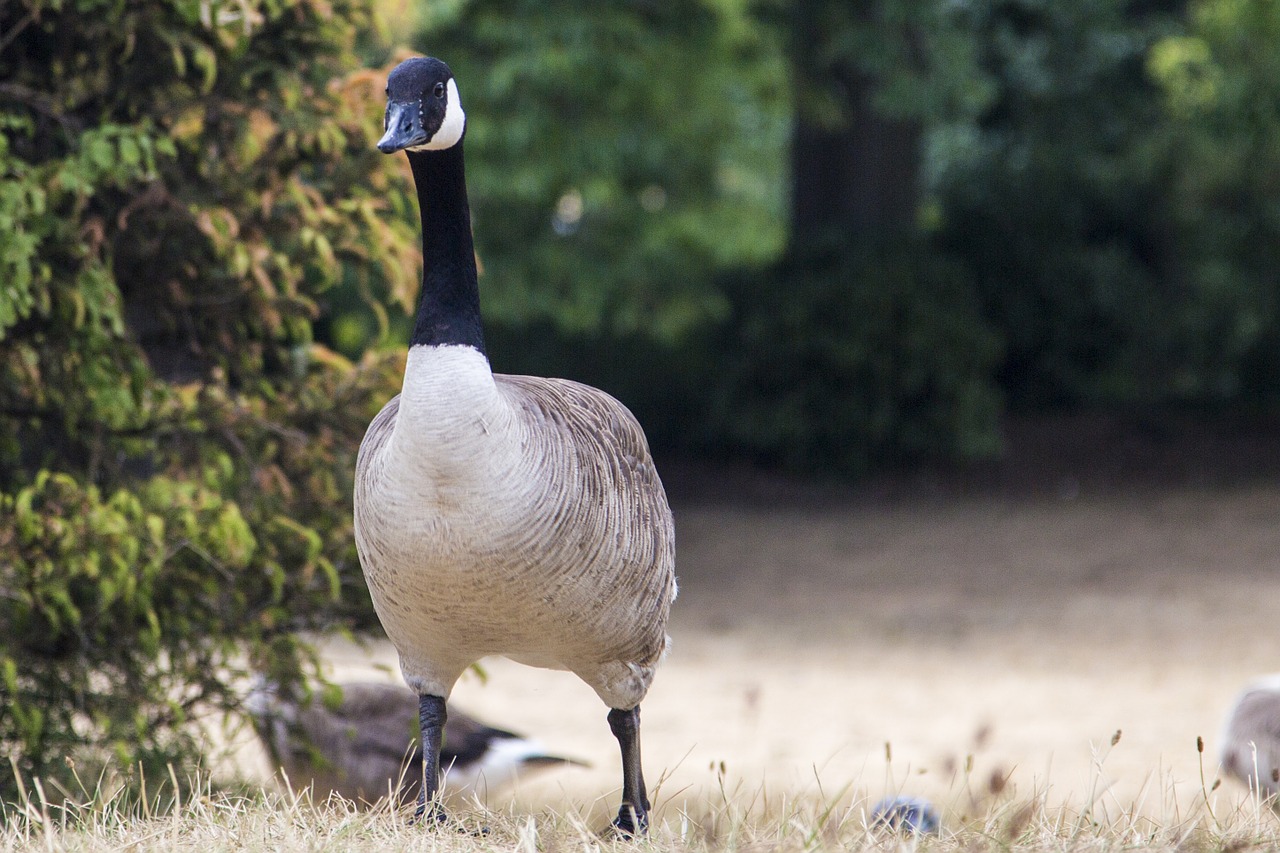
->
[3,471,248,783]
[932,1,1193,407]
[926,0,1280,410]
[781,0,995,128]
[0,0,413,798]
[708,237,1003,475]
[675,0,1004,472]
[1146,0,1280,401]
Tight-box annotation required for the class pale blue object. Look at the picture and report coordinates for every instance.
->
[871,795,941,834]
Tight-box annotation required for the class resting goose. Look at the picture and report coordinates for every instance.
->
[245,680,585,804]
[355,56,676,836]
[1219,675,1280,806]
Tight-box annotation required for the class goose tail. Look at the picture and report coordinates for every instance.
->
[445,733,589,792]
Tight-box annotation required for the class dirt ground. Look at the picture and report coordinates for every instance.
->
[240,414,1280,826]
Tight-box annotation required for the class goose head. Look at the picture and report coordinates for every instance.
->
[377,57,466,154]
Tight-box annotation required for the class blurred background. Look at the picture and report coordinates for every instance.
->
[1,0,1278,817]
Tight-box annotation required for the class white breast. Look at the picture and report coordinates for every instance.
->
[392,345,514,473]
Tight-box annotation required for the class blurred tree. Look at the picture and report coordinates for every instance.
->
[936,0,1187,407]
[787,0,992,237]
[0,0,412,798]
[707,0,1004,473]
[789,1,923,237]
[1147,0,1280,403]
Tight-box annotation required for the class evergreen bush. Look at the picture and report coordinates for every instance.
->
[0,0,411,799]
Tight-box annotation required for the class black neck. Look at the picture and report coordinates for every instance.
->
[406,144,486,354]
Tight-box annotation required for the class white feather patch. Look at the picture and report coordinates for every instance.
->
[394,344,499,454]
[443,736,553,792]
[411,78,465,151]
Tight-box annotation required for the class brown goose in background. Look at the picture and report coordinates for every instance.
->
[1219,675,1280,807]
[355,56,676,835]
[246,680,585,805]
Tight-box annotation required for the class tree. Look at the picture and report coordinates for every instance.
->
[936,0,1186,407]
[1147,0,1280,403]
[0,0,412,798]
[705,0,1003,474]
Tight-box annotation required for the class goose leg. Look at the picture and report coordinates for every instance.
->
[607,705,650,836]
[415,694,448,824]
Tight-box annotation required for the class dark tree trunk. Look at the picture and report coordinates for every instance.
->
[789,0,922,240]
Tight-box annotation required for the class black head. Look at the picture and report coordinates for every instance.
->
[377,57,466,154]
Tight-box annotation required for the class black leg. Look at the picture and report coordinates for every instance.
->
[607,705,650,836]
[414,694,448,824]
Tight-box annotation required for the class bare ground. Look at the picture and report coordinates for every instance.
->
[239,413,1280,828]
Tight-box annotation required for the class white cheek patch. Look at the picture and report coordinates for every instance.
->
[410,78,466,151]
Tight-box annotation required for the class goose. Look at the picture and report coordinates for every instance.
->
[1219,674,1280,806]
[244,679,585,805]
[355,56,676,836]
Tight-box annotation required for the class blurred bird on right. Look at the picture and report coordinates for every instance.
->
[1219,674,1280,807]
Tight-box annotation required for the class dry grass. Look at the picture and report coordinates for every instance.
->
[3,750,1278,853]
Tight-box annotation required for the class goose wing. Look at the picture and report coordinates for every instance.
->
[296,683,420,767]
[497,373,676,657]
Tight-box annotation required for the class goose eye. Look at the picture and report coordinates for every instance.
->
[433,82,446,99]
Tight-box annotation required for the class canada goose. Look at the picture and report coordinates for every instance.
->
[355,56,676,836]
[1219,675,1280,806]
[245,680,585,804]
